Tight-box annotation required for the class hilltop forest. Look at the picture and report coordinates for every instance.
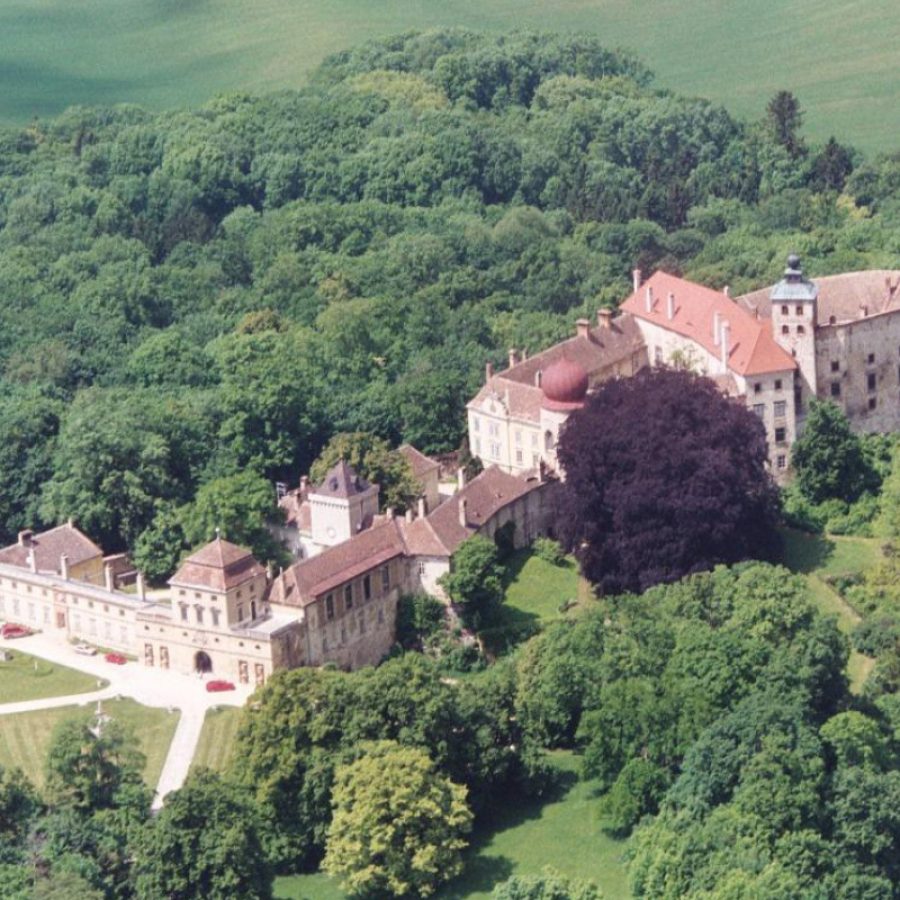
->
[0,29,898,561]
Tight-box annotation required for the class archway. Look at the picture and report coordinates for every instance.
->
[194,651,213,674]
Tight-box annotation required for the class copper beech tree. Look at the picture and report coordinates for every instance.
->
[556,368,779,595]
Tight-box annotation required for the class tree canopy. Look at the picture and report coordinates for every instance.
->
[556,368,780,594]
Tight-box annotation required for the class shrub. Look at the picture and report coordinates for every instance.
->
[533,536,565,566]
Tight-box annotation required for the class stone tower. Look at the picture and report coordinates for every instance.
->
[771,253,818,416]
[308,461,380,549]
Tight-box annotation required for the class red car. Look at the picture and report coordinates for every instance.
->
[206,680,235,692]
[1,623,31,639]
[104,652,127,665]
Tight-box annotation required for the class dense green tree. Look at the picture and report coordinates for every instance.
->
[791,401,880,504]
[766,90,806,158]
[491,871,604,900]
[323,740,472,898]
[132,770,273,900]
[439,535,504,628]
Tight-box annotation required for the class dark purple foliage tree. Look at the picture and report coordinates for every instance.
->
[556,368,779,594]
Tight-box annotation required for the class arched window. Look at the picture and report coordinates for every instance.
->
[782,325,789,335]
[544,430,555,452]
[797,325,805,335]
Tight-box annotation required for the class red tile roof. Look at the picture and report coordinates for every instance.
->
[170,537,266,592]
[278,490,311,532]
[621,271,797,376]
[398,444,440,479]
[0,523,103,573]
[738,270,900,325]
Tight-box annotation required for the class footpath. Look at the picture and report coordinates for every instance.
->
[0,632,252,808]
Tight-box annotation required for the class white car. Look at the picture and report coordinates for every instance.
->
[74,643,97,656]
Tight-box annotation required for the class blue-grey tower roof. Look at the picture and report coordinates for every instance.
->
[770,253,818,303]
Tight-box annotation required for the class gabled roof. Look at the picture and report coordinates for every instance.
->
[739,270,900,325]
[311,460,373,499]
[398,444,440,479]
[170,536,266,592]
[278,490,311,532]
[425,466,545,555]
[621,271,797,376]
[0,523,103,573]
[269,519,407,607]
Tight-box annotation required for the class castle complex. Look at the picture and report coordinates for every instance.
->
[468,257,900,478]
[1,257,897,680]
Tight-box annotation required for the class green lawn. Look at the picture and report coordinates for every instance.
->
[275,751,629,900]
[0,698,179,790]
[0,0,895,153]
[0,649,106,704]
[480,550,583,653]
[779,527,883,692]
[191,705,243,774]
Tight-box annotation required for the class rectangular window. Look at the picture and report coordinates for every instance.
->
[777,455,787,469]
[381,566,390,592]
[831,360,840,373]
[831,381,841,398]
[196,607,204,625]
[868,397,877,410]
[344,584,353,610]
[325,594,334,620]
[531,432,538,447]
[473,416,480,432]
[868,353,876,365]
[417,561,426,577]
[490,442,500,459]
[775,427,786,443]
[179,604,188,622]
[754,382,762,394]
[237,605,244,621]
[774,401,786,418]
[868,372,877,392]
[211,608,220,627]
[532,453,540,466]
[795,305,803,315]
[515,449,523,464]
[753,403,765,419]
[774,379,782,391]
[474,437,481,454]
[515,430,522,446]
[488,421,500,437]
[781,305,789,315]
[364,576,371,601]
[654,347,663,365]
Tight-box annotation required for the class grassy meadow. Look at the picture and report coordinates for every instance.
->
[275,751,629,900]
[0,0,896,153]
[0,649,105,703]
[0,698,179,790]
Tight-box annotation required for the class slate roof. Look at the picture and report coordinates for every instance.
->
[312,461,372,499]
[739,270,900,325]
[621,271,797,376]
[170,537,266,592]
[0,523,103,573]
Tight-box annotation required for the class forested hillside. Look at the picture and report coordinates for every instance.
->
[0,30,898,557]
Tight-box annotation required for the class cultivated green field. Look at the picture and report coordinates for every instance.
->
[275,751,629,900]
[0,0,896,153]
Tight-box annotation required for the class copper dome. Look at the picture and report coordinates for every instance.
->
[541,357,588,410]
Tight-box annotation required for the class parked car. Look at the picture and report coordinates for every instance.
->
[104,652,127,665]
[1,623,31,639]
[206,680,236,692]
[74,643,97,656]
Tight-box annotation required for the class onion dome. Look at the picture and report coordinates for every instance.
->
[541,357,588,411]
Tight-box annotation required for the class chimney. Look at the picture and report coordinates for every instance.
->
[417,497,426,519]
[508,348,519,368]
[576,318,591,339]
[300,475,309,495]
[136,572,146,602]
[720,320,730,370]
[534,370,542,388]
[723,285,730,298]
[522,348,528,360]
[458,498,468,529]
[60,554,70,581]
[666,292,675,321]
[713,310,721,346]
[633,268,642,292]
[405,509,413,523]
[457,467,466,491]
[17,529,33,547]
[597,308,612,330]
[104,563,114,593]
[485,361,494,382]
[67,517,74,528]
[28,548,37,573]
[645,286,654,313]
[386,507,395,520]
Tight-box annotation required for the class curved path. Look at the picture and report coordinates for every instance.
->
[0,632,252,808]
